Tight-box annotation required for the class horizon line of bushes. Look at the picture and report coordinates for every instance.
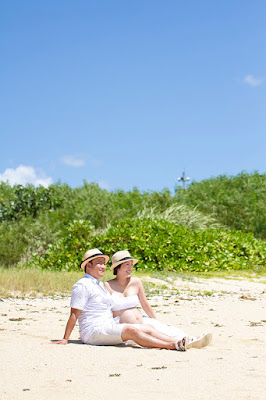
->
[23,219,266,273]
[0,171,265,270]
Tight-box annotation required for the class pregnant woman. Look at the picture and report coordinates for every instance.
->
[104,250,212,349]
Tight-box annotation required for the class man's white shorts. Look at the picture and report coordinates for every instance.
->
[82,321,126,345]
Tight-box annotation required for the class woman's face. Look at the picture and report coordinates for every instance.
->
[118,260,133,277]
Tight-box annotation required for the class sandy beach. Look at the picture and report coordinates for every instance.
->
[1,276,265,400]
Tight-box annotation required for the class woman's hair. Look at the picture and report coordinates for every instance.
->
[113,265,121,276]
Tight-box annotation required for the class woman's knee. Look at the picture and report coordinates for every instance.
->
[122,325,139,340]
[140,324,153,334]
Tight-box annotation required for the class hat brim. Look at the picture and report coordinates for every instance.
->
[110,257,138,271]
[80,254,110,270]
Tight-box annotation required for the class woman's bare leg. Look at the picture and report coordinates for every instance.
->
[121,325,177,349]
[138,324,178,343]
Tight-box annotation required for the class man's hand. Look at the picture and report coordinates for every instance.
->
[53,339,68,345]
[54,308,81,345]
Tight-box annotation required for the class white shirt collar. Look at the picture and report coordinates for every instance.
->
[84,272,96,280]
[84,273,99,283]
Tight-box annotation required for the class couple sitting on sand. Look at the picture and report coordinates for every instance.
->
[55,249,212,351]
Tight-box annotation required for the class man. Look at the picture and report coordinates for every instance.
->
[55,248,189,350]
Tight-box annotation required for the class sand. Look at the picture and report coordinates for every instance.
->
[0,276,265,400]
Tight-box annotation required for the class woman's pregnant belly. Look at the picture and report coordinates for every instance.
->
[113,307,143,324]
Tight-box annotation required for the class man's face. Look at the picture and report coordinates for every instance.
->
[87,257,107,279]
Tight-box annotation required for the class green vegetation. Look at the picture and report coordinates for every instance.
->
[1,266,264,298]
[0,184,63,221]
[175,171,266,239]
[137,204,223,230]
[0,267,89,297]
[24,218,266,272]
[0,172,265,275]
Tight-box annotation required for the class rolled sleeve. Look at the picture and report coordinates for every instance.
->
[70,282,90,310]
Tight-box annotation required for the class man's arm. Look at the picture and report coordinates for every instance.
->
[54,308,81,344]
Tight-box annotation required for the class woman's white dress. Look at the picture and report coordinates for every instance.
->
[111,293,187,340]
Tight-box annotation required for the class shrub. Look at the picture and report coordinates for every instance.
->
[23,220,95,271]
[137,204,223,230]
[175,171,266,239]
[24,218,266,272]
[92,219,265,272]
[0,184,62,221]
[0,214,62,266]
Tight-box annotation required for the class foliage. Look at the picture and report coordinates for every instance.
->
[23,220,95,271]
[175,171,266,239]
[0,214,62,266]
[0,184,63,221]
[24,218,266,272]
[0,182,176,267]
[1,172,265,269]
[0,181,16,203]
[69,183,174,228]
[137,204,223,230]
[93,219,266,272]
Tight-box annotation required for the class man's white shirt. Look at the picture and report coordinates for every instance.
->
[70,273,115,339]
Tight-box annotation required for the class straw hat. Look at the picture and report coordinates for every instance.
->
[80,248,109,270]
[110,250,138,271]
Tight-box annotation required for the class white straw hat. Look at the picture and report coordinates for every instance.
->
[110,250,138,271]
[80,248,109,270]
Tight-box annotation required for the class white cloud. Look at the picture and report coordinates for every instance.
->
[243,75,264,87]
[0,165,53,188]
[61,155,86,167]
[61,154,103,167]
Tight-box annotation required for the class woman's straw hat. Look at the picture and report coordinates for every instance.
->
[110,250,138,270]
[80,248,109,270]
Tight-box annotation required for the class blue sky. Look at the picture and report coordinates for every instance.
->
[1,0,265,191]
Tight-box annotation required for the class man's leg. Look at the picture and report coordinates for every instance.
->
[121,325,185,350]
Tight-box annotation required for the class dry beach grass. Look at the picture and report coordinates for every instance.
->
[0,273,265,400]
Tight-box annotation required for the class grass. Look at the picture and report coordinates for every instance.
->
[142,281,180,296]
[0,265,115,297]
[136,204,223,230]
[0,266,81,297]
[136,268,266,281]
[0,265,265,298]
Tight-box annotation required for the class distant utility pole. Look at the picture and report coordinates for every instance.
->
[178,171,190,189]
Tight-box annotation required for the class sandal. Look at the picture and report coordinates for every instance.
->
[175,337,188,351]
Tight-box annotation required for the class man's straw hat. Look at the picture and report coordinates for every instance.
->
[110,250,138,271]
[80,248,109,270]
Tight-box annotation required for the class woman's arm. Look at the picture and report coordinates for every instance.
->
[137,279,157,319]
[104,281,113,294]
[54,308,81,344]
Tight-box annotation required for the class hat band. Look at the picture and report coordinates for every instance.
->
[80,253,106,268]
[113,256,133,265]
